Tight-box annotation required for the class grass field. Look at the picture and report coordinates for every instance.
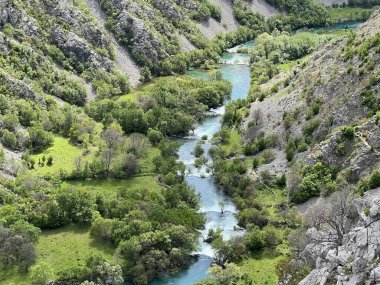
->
[327,7,373,23]
[30,136,96,176]
[0,225,118,285]
[221,128,243,155]
[64,175,164,196]
[239,250,284,285]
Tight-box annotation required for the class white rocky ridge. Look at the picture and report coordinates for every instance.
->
[285,195,380,285]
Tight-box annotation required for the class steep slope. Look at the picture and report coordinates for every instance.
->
[207,0,240,35]
[287,193,380,285]
[250,0,279,18]
[0,0,131,101]
[315,0,347,6]
[83,0,142,87]
[242,9,380,192]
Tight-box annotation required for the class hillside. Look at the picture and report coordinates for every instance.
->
[191,6,380,285]
[242,8,380,202]
[0,0,378,285]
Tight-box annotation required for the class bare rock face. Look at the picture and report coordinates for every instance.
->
[0,0,38,36]
[0,68,46,105]
[153,0,185,21]
[174,0,198,10]
[297,197,380,285]
[115,10,166,67]
[108,0,177,69]
[52,27,112,70]
[42,0,110,50]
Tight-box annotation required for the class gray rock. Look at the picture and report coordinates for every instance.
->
[52,27,111,70]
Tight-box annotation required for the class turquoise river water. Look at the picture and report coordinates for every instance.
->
[125,20,363,285]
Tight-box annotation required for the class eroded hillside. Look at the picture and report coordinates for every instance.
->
[242,9,380,203]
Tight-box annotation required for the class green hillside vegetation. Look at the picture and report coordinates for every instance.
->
[0,0,377,284]
[0,225,118,285]
[327,6,374,23]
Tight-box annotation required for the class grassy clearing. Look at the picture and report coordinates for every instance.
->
[37,225,118,272]
[30,136,96,176]
[278,60,298,72]
[239,250,284,285]
[64,175,164,196]
[117,75,183,102]
[0,225,118,285]
[327,7,373,23]
[221,129,243,155]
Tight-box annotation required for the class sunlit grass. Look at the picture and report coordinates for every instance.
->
[0,225,118,285]
[221,128,243,155]
[30,136,96,176]
[327,7,373,23]
[239,249,285,285]
[64,175,164,196]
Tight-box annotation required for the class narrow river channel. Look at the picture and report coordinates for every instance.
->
[124,20,363,285]
[149,50,251,285]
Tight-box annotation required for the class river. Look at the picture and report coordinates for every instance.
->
[147,53,251,285]
[125,20,363,285]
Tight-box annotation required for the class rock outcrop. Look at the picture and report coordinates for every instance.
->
[296,196,380,285]
[243,9,380,179]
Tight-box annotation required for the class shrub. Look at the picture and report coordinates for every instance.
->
[262,149,275,164]
[244,143,258,156]
[238,208,268,228]
[336,143,346,156]
[302,119,320,137]
[147,128,163,145]
[341,126,355,140]
[245,230,265,251]
[2,129,17,149]
[369,170,380,189]
[47,156,53,166]
[193,143,205,157]
[27,126,53,153]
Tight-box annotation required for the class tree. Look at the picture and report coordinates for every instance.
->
[288,228,308,256]
[219,201,226,214]
[100,122,124,175]
[30,262,54,285]
[27,126,53,153]
[244,230,266,251]
[126,133,150,157]
[10,221,41,243]
[208,263,242,285]
[117,106,148,134]
[147,128,163,145]
[212,237,246,265]
[304,188,355,245]
[93,262,124,285]
[56,187,96,224]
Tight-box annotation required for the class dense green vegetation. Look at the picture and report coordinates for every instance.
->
[327,7,374,23]
[267,0,329,30]
[0,68,233,284]
[0,0,377,284]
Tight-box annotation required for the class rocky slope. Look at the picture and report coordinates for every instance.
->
[293,192,380,285]
[243,9,380,182]
[83,0,142,86]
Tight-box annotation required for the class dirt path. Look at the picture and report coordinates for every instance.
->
[83,0,141,87]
